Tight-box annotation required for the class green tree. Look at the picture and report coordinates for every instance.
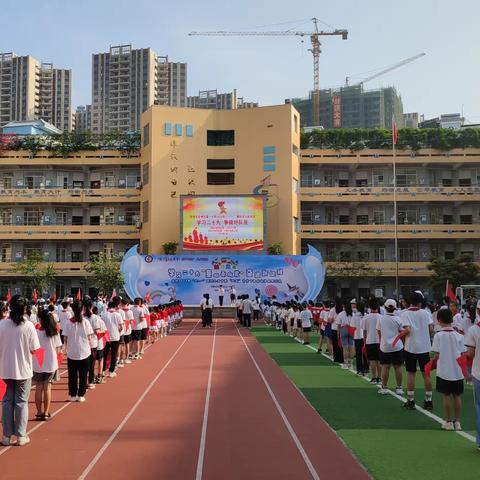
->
[85,253,124,295]
[267,242,283,255]
[162,241,178,255]
[427,254,480,298]
[14,251,56,295]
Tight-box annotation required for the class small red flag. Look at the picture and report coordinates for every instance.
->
[6,288,11,303]
[456,355,473,378]
[32,289,38,302]
[75,288,81,301]
[392,330,407,348]
[0,379,6,400]
[145,291,151,304]
[445,281,456,302]
[392,117,398,145]
[52,291,57,303]
[33,348,45,368]
[57,352,63,366]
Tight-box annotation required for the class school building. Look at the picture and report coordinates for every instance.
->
[0,104,479,299]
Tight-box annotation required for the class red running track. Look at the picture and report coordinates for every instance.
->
[0,319,369,480]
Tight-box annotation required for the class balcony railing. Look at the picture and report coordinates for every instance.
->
[301,185,480,201]
[0,187,140,203]
[0,225,140,240]
[324,261,431,277]
[301,224,480,239]
[0,262,88,277]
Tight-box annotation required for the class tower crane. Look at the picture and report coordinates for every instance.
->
[345,53,426,87]
[189,18,348,126]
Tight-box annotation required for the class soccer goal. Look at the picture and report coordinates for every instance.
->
[456,285,480,307]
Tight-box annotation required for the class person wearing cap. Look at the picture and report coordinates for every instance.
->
[376,299,408,395]
[400,291,434,410]
[465,308,480,451]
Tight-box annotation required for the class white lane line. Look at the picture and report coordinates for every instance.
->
[195,320,218,480]
[290,333,477,444]
[77,320,201,480]
[234,323,321,480]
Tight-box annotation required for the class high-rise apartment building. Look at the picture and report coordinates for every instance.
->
[0,53,72,131]
[403,112,424,128]
[187,89,258,110]
[75,105,92,132]
[91,45,187,133]
[287,85,404,129]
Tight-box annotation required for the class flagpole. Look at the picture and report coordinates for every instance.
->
[392,118,399,299]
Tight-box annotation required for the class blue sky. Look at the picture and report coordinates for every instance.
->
[2,0,479,121]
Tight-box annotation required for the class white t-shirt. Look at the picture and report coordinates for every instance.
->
[300,309,312,328]
[0,318,40,380]
[456,315,475,336]
[104,310,123,341]
[95,318,107,351]
[86,314,103,349]
[465,324,480,381]
[401,308,433,354]
[377,313,404,353]
[362,312,381,344]
[201,298,214,310]
[432,328,466,381]
[63,319,93,361]
[336,311,352,328]
[122,308,134,335]
[33,330,62,373]
[132,305,146,330]
[351,312,364,340]
[58,309,72,331]
[117,308,126,335]
[329,307,339,331]
[242,299,252,314]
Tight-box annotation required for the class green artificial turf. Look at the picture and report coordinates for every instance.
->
[252,326,480,480]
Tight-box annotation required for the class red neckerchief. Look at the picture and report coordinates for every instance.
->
[408,307,420,311]
[441,327,455,332]
[107,308,116,313]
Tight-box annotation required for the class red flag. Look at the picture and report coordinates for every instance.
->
[33,348,45,368]
[110,288,117,301]
[75,288,81,301]
[57,352,63,366]
[424,358,437,378]
[145,291,151,304]
[392,116,398,145]
[32,289,38,302]
[0,379,6,400]
[456,355,473,378]
[392,330,407,348]
[52,290,57,303]
[6,288,11,303]
[445,281,456,302]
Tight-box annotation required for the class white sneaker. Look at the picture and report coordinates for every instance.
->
[341,363,349,369]
[77,396,86,403]
[1,436,11,446]
[88,384,95,390]
[124,359,132,364]
[442,421,455,431]
[15,436,30,446]
[68,396,77,402]
[109,372,117,378]
[395,388,404,395]
[378,388,389,395]
[116,363,124,368]
[454,421,462,431]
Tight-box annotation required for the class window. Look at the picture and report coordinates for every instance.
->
[103,207,115,225]
[396,168,417,187]
[292,144,300,156]
[294,114,298,133]
[340,251,352,261]
[443,214,453,225]
[142,123,149,146]
[293,217,300,233]
[292,178,299,194]
[142,240,149,254]
[125,207,140,226]
[24,207,44,226]
[0,173,13,189]
[207,130,234,146]
[207,172,235,185]
[338,215,350,225]
[373,210,385,224]
[356,178,368,187]
[357,215,369,224]
[207,159,234,170]
[357,251,370,261]
[374,247,385,262]
[55,209,68,225]
[397,209,418,224]
[338,178,349,187]
[142,163,149,185]
[164,123,172,135]
[103,242,114,258]
[142,201,149,223]
[0,208,12,225]
[444,251,455,260]
[0,244,11,262]
[72,215,83,225]
[104,173,115,188]
[56,244,67,262]
[175,124,182,136]
[459,178,471,186]
[399,245,418,262]
[71,251,84,262]
[24,175,45,189]
[186,124,193,137]
[442,178,453,186]
[24,246,42,259]
[460,215,472,224]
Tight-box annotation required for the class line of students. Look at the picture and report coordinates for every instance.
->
[264,292,480,450]
[0,294,183,447]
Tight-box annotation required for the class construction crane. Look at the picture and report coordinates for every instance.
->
[345,52,426,87]
[189,18,348,126]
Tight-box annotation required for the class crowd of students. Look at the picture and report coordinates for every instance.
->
[0,294,183,447]
[261,292,480,450]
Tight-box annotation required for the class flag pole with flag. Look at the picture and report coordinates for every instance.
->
[110,288,117,301]
[392,116,399,299]
[445,280,457,302]
[32,289,38,302]
[6,288,11,303]
[75,288,81,301]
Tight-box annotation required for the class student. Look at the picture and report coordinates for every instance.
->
[120,299,133,362]
[362,297,382,384]
[91,306,107,384]
[319,302,333,356]
[252,297,261,322]
[299,304,313,345]
[242,294,253,328]
[466,312,480,451]
[33,309,62,421]
[84,299,102,389]
[376,299,407,396]
[103,301,123,376]
[401,291,434,410]
[338,301,355,369]
[62,299,94,403]
[263,302,272,326]
[432,308,466,431]
[0,295,40,446]
[230,286,236,306]
[58,300,71,342]
[329,298,344,364]
[352,301,368,375]
[456,303,476,337]
[200,293,214,328]
[131,297,146,358]
[218,286,224,307]
[287,303,295,337]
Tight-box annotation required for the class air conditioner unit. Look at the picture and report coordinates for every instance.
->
[314,179,321,186]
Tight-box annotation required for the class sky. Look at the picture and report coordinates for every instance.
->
[2,0,479,121]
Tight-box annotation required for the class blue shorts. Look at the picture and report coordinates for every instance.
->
[340,328,354,348]
[324,324,332,338]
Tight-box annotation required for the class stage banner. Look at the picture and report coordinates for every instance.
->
[180,195,265,251]
[121,245,325,305]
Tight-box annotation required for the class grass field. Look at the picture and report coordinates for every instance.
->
[252,326,480,480]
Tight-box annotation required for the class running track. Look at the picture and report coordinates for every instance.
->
[0,319,369,480]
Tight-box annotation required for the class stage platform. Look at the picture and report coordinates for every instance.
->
[183,305,237,319]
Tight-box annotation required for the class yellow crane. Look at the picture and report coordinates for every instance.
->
[189,17,348,126]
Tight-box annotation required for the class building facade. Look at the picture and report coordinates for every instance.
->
[75,105,92,132]
[0,53,72,131]
[91,46,187,133]
[187,89,258,110]
[288,85,404,129]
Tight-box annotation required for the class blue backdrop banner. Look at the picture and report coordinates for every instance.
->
[120,245,325,305]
